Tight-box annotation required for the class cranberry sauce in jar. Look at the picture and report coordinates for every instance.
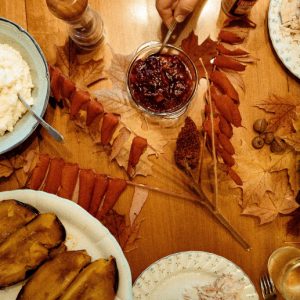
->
[128,53,194,114]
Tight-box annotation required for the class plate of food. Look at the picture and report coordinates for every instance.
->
[268,0,300,78]
[0,18,50,155]
[133,251,259,300]
[0,189,133,300]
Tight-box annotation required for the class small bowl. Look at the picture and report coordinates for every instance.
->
[127,41,198,119]
[0,17,50,155]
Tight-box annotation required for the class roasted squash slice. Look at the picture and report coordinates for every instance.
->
[0,199,39,244]
[0,213,66,288]
[59,256,117,300]
[17,250,91,300]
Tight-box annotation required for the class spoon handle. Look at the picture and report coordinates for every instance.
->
[159,20,177,52]
[18,94,64,143]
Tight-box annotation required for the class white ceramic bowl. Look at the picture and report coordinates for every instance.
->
[0,17,50,155]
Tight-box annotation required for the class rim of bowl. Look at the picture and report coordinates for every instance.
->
[0,17,50,155]
[126,41,198,119]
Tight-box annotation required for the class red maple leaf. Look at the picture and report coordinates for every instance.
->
[181,32,217,78]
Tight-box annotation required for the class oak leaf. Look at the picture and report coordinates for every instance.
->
[181,32,218,78]
[242,171,299,224]
[255,95,299,135]
[282,131,300,151]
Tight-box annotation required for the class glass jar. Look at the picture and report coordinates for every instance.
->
[222,0,258,16]
[127,42,198,119]
[268,246,300,300]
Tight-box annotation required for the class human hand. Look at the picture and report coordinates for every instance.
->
[156,0,199,27]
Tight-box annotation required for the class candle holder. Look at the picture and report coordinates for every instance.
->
[46,0,104,52]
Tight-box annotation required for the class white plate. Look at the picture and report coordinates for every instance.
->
[268,0,300,78]
[133,251,259,300]
[0,189,133,300]
[0,18,50,155]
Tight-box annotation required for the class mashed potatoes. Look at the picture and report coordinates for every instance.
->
[0,43,34,136]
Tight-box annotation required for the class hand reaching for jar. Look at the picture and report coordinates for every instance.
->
[156,0,199,27]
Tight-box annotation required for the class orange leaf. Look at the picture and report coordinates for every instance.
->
[97,178,127,219]
[101,113,120,145]
[127,136,148,178]
[43,157,65,194]
[219,30,245,44]
[86,99,104,126]
[57,163,79,199]
[181,32,218,78]
[89,174,109,216]
[214,55,246,72]
[29,154,50,190]
[210,71,239,102]
[78,169,96,211]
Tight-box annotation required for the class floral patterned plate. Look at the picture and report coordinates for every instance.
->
[133,251,259,300]
[268,0,300,78]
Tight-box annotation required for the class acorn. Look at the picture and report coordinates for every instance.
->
[252,136,265,149]
[264,132,274,145]
[253,119,268,133]
[270,137,286,153]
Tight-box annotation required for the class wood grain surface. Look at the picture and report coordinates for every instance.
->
[1,1,300,299]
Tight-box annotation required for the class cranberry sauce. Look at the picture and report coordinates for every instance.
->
[129,53,193,113]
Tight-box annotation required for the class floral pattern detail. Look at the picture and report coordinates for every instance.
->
[182,274,245,300]
[133,251,258,300]
[268,0,300,78]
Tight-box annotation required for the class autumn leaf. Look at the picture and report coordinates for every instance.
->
[255,95,299,135]
[242,171,299,224]
[282,131,300,151]
[101,209,142,252]
[0,159,14,178]
[55,40,106,88]
[129,187,149,226]
[181,32,218,78]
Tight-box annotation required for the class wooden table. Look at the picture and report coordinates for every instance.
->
[1,0,299,299]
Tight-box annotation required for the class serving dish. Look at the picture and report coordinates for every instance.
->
[133,251,259,299]
[0,189,133,300]
[0,18,50,155]
[127,41,198,119]
[268,0,300,79]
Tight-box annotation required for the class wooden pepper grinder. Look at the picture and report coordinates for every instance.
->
[46,0,104,51]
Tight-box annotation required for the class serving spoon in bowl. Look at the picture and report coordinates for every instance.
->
[17,93,64,143]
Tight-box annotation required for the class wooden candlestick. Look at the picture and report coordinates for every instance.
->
[46,0,104,51]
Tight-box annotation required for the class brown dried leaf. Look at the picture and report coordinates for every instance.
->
[282,131,300,151]
[9,155,25,169]
[0,159,13,178]
[129,187,149,226]
[255,95,299,134]
[110,127,131,161]
[70,58,106,88]
[181,32,218,78]
[101,209,142,252]
[242,171,298,224]
[23,150,39,174]
[235,140,275,207]
[55,40,105,88]
[286,208,300,236]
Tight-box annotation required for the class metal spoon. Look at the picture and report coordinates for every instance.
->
[157,20,177,53]
[18,93,64,143]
